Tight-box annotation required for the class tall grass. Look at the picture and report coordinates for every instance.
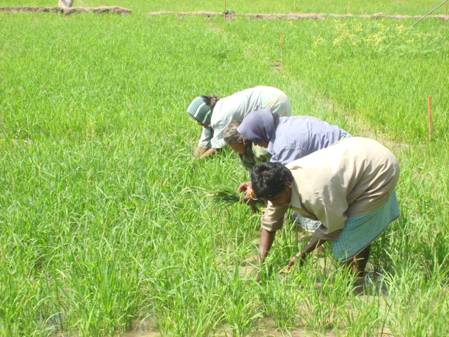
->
[1,0,448,15]
[0,10,448,337]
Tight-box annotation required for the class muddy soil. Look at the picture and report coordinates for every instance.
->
[122,318,160,337]
[0,6,131,15]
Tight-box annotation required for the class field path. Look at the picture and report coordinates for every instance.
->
[0,6,131,14]
[148,11,449,21]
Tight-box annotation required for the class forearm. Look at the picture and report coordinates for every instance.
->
[198,127,213,148]
[286,235,328,271]
[301,236,326,257]
[259,228,276,263]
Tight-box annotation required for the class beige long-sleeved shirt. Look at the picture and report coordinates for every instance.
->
[261,137,400,238]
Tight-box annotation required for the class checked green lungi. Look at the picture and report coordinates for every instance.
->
[332,192,400,262]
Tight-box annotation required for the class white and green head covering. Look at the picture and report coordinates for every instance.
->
[187,96,212,126]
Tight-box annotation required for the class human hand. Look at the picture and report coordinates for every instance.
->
[193,146,209,158]
[238,182,255,201]
[279,256,297,274]
[238,181,250,193]
[281,252,306,274]
[199,148,218,159]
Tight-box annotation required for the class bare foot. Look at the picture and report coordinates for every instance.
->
[353,276,365,295]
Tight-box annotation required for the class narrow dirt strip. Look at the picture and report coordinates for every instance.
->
[148,11,449,21]
[0,6,131,15]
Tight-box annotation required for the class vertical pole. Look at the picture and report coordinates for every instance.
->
[279,32,285,65]
[427,96,433,142]
[223,0,228,20]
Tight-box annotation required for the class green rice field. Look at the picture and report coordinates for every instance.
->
[1,0,449,14]
[0,1,448,336]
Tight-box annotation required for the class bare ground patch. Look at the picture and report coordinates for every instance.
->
[148,11,449,21]
[121,317,160,337]
[0,6,131,15]
[253,318,338,337]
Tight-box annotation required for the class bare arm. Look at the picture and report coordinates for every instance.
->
[302,236,327,257]
[258,202,287,264]
[259,228,277,264]
[286,236,327,271]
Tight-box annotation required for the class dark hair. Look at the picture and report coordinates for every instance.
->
[251,162,293,199]
[201,96,220,111]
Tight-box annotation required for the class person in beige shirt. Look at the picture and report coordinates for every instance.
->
[251,137,400,281]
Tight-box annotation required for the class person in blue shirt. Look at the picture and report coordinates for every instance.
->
[223,108,350,231]
[224,108,350,166]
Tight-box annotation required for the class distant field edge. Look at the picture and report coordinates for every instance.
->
[0,6,131,15]
[147,11,449,21]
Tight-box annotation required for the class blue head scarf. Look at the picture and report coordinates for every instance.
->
[187,96,212,126]
[237,108,276,143]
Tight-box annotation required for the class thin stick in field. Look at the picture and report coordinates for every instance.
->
[279,32,285,65]
[427,96,433,142]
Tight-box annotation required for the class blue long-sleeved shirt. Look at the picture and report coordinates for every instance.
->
[268,116,350,165]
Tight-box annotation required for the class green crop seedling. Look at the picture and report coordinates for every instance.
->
[0,1,448,336]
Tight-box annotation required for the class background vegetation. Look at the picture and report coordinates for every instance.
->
[1,0,449,15]
[0,1,448,336]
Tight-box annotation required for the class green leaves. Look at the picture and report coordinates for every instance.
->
[0,10,448,337]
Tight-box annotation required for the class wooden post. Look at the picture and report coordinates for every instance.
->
[224,0,229,20]
[427,96,433,142]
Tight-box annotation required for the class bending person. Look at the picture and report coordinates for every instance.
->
[187,86,291,159]
[224,108,350,169]
[224,109,350,230]
[251,137,400,284]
